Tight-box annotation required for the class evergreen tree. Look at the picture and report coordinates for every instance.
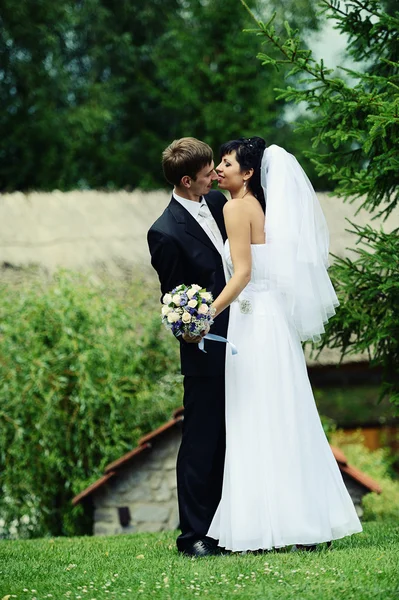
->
[241,0,399,410]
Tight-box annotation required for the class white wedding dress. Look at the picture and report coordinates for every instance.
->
[207,240,362,551]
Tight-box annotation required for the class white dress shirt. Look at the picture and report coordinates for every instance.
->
[173,191,224,255]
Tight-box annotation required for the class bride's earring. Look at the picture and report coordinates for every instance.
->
[243,180,247,189]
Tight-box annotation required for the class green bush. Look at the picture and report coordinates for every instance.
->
[0,272,181,538]
[331,431,399,523]
[314,386,396,428]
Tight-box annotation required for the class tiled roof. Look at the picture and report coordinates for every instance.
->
[340,464,382,494]
[330,445,348,465]
[72,471,116,506]
[105,443,152,474]
[330,445,382,493]
[139,417,183,446]
[72,408,382,505]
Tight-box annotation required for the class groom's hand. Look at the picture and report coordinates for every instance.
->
[182,323,210,344]
[182,333,203,343]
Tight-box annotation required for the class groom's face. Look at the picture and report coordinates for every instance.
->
[189,162,218,197]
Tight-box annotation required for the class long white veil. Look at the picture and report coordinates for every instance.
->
[261,144,339,342]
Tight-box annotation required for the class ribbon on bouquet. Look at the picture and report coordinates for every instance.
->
[198,333,238,355]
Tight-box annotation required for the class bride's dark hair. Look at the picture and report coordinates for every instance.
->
[220,136,266,212]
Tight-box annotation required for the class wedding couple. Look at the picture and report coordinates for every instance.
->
[147,136,362,557]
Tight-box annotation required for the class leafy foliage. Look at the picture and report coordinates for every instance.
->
[152,0,316,167]
[241,0,399,410]
[0,273,181,538]
[0,0,326,191]
[0,1,118,190]
[314,385,396,428]
[327,224,399,405]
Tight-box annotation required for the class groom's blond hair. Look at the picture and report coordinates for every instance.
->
[162,137,213,186]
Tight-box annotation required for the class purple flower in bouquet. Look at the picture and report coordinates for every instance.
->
[179,292,188,306]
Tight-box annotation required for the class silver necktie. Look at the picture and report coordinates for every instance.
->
[197,202,224,254]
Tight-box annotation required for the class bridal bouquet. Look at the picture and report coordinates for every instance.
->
[161,284,215,338]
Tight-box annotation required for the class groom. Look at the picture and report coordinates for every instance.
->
[147,137,229,557]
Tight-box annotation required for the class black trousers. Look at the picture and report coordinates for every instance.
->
[176,375,226,551]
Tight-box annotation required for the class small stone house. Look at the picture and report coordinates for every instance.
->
[73,408,185,536]
[73,407,382,536]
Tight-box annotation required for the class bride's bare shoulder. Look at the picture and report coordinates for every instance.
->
[223,198,252,237]
[223,198,251,215]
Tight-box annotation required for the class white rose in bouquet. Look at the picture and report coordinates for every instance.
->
[191,284,202,291]
[172,293,182,305]
[198,304,209,315]
[162,305,172,316]
[186,288,197,299]
[167,311,180,323]
[163,293,172,305]
[182,312,192,323]
[187,299,197,308]
[200,292,212,302]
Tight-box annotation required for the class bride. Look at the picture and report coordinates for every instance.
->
[206,137,362,552]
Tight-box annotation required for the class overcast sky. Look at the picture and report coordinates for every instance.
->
[283,19,355,122]
[309,21,349,68]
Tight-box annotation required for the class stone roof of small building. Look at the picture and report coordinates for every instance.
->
[72,407,381,506]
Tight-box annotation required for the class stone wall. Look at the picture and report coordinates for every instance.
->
[0,189,170,274]
[92,429,181,535]
[2,189,398,275]
[341,474,367,518]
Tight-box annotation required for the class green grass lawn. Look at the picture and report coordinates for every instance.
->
[1,523,398,600]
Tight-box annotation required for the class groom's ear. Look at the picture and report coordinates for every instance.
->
[181,175,191,188]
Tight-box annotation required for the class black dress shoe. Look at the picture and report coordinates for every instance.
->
[181,539,224,557]
[291,544,318,552]
[291,541,332,552]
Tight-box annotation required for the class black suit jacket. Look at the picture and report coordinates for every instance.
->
[147,190,229,377]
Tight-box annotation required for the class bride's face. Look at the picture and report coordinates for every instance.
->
[216,152,243,194]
